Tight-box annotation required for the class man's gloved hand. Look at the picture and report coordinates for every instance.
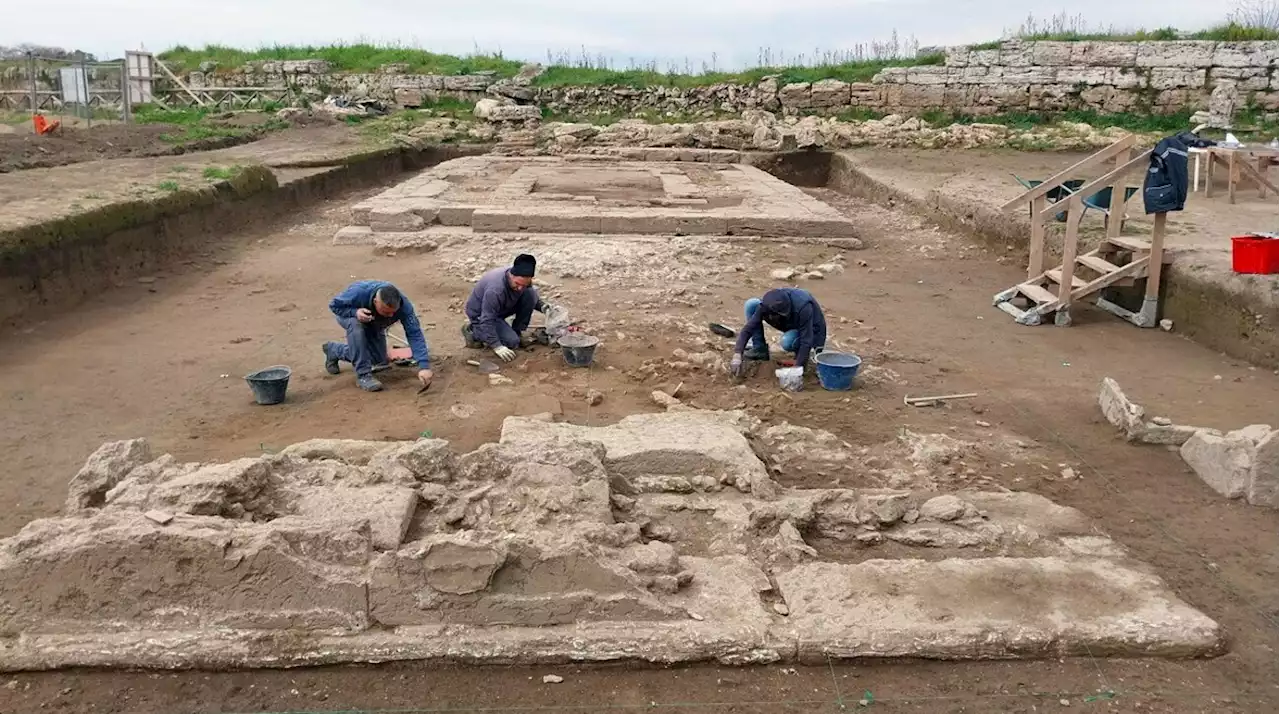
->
[493,345,517,362]
[729,353,745,377]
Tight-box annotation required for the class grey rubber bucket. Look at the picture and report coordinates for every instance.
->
[558,333,600,367]
[245,365,292,405]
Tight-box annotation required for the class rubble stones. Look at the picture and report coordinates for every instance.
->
[64,438,152,511]
[1098,377,1211,446]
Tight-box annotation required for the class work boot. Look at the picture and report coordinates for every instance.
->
[744,345,770,361]
[322,343,341,375]
[461,322,483,349]
[356,374,384,392]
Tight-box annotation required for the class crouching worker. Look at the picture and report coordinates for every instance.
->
[729,287,826,378]
[462,253,556,362]
[322,281,432,393]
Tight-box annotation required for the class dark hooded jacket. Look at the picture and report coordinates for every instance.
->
[734,288,827,366]
[1143,131,1214,214]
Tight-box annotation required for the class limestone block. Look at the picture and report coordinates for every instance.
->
[872,67,908,85]
[368,210,426,232]
[0,512,370,635]
[393,87,428,107]
[1212,41,1277,68]
[295,486,418,551]
[778,82,812,108]
[1054,67,1111,85]
[1181,425,1278,507]
[1209,66,1272,92]
[487,104,542,123]
[999,41,1034,67]
[368,439,457,484]
[281,59,331,74]
[970,49,1000,67]
[899,84,947,107]
[1154,89,1191,108]
[809,78,851,107]
[1107,68,1146,89]
[958,66,990,85]
[1098,379,1144,437]
[1031,42,1074,66]
[444,74,493,91]
[1136,41,1215,68]
[945,47,970,67]
[64,438,152,512]
[1148,68,1207,90]
[1000,67,1056,85]
[848,82,881,105]
[905,66,950,85]
[1071,42,1139,67]
[281,439,395,466]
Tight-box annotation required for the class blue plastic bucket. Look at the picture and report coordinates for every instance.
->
[814,352,861,391]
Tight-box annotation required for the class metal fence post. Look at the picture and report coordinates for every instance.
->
[81,55,91,128]
[121,57,132,124]
[28,52,37,116]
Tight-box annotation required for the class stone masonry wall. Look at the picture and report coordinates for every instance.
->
[182,40,1278,117]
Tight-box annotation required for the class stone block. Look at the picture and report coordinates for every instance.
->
[1071,42,1138,67]
[1148,68,1207,90]
[872,67,908,85]
[849,82,881,104]
[281,439,391,465]
[809,78,851,107]
[945,47,970,67]
[444,74,493,91]
[778,82,812,108]
[970,49,1000,67]
[1136,41,1215,68]
[437,206,478,225]
[906,66,950,85]
[1181,425,1278,506]
[1031,42,1074,66]
[368,210,426,232]
[295,486,418,551]
[332,226,374,245]
[1055,67,1111,86]
[899,84,947,107]
[1107,67,1146,89]
[776,558,1222,661]
[1098,377,1145,440]
[487,104,541,123]
[65,439,152,512]
[1212,41,1277,68]
[472,210,602,234]
[393,87,427,107]
[1000,67,1056,85]
[958,66,990,85]
[1000,41,1034,67]
[1210,66,1271,92]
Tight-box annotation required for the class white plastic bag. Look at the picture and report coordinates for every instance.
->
[775,366,804,392]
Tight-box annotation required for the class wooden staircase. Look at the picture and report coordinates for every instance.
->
[993,136,1169,328]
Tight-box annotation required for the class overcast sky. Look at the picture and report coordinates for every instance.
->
[5,0,1245,69]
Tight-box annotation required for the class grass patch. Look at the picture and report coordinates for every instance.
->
[202,165,242,180]
[156,180,181,192]
[533,55,941,89]
[160,43,523,76]
[157,124,248,144]
[1189,22,1279,41]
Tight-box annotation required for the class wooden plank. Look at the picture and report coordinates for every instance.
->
[1000,135,1137,212]
[1018,282,1059,304]
[1071,255,1151,300]
[1028,194,1047,279]
[1055,200,1085,306]
[1077,255,1122,274]
[1228,151,1237,205]
[1046,269,1086,288]
[1106,151,1125,239]
[1107,235,1152,252]
[1144,212,1168,301]
[1239,157,1278,195]
[1037,150,1152,223]
[155,58,206,107]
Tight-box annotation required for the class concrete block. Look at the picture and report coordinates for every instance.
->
[1181,425,1278,507]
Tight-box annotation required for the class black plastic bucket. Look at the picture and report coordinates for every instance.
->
[245,365,292,405]
[558,333,600,367]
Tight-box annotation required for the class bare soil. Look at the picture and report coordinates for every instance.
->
[0,122,272,174]
[0,161,1275,713]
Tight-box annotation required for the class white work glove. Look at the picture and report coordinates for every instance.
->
[493,345,516,362]
[729,353,745,377]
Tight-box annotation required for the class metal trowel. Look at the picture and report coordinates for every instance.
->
[466,359,501,374]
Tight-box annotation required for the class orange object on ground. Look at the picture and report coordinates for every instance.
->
[32,114,61,135]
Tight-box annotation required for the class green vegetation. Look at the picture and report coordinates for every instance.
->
[131,104,287,144]
[156,180,180,192]
[533,54,942,88]
[1189,21,1279,40]
[201,165,242,180]
[160,43,523,76]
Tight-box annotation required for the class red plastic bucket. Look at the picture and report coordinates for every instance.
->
[1231,235,1279,275]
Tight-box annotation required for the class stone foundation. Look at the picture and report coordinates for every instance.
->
[0,408,1223,671]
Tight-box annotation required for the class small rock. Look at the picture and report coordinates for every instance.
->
[488,373,514,386]
[143,509,174,525]
[975,420,991,428]
[1159,319,1174,331]
[1213,374,1223,381]
[769,268,797,281]
[1152,416,1172,426]
[136,276,157,285]
[450,404,476,419]
[1059,699,1071,707]
[772,603,790,615]
[229,337,252,344]
[651,390,681,409]
[586,389,604,406]
[800,271,825,280]
[1061,467,1077,480]
[542,675,564,684]
[688,611,705,621]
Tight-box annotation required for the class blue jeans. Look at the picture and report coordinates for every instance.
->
[744,298,799,353]
[328,316,388,376]
[471,287,539,349]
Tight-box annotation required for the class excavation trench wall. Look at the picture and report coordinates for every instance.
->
[0,144,489,325]
[827,152,1279,368]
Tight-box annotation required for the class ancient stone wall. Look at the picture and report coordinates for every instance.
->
[182,40,1278,117]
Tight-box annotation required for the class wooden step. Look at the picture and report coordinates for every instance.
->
[1046,269,1086,288]
[1077,255,1122,275]
[1106,236,1152,252]
[1018,282,1059,304]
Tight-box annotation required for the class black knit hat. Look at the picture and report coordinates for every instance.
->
[511,253,537,278]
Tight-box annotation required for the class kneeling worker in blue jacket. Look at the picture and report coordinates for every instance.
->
[322,281,432,393]
[730,288,827,378]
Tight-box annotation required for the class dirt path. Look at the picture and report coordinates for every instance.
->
[0,171,1274,713]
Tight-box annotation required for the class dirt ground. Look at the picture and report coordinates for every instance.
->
[0,120,274,174]
[0,162,1276,712]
